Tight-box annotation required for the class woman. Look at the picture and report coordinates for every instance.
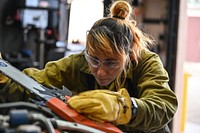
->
[0,0,177,132]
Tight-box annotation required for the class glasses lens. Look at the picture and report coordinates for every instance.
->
[103,60,120,69]
[84,50,120,69]
[85,51,99,68]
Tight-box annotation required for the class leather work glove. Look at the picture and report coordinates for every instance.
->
[67,88,132,125]
[0,53,9,84]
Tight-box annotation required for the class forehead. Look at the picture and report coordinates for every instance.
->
[86,30,125,62]
[89,49,118,60]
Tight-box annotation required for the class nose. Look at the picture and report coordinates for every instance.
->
[96,65,107,77]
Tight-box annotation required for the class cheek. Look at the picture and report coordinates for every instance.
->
[88,65,99,76]
[111,68,123,77]
[88,65,95,72]
[108,71,120,80]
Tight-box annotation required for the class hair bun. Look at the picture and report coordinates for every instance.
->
[110,0,132,20]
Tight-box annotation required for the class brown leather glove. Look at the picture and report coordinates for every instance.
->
[67,88,132,125]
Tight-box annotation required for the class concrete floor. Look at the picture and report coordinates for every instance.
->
[184,62,200,133]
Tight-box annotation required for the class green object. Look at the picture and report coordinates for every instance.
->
[0,49,178,132]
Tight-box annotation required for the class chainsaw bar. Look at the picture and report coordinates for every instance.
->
[0,59,71,100]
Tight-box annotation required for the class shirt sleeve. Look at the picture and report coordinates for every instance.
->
[23,54,84,93]
[126,51,178,132]
[0,54,83,102]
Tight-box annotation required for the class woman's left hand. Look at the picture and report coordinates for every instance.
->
[67,88,132,125]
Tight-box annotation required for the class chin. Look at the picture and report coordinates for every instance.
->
[97,80,111,86]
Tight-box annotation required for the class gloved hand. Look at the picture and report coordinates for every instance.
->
[67,88,132,125]
[0,53,9,84]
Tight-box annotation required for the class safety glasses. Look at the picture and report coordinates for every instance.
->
[84,50,121,69]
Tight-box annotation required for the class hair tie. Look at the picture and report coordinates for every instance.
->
[113,15,125,20]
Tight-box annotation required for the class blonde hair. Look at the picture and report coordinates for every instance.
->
[86,0,156,89]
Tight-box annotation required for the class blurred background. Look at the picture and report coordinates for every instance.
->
[0,0,199,133]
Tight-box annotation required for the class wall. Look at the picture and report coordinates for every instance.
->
[185,16,200,62]
[140,0,168,66]
[173,0,188,132]
[68,0,103,44]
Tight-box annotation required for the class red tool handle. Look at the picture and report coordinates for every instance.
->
[46,97,123,133]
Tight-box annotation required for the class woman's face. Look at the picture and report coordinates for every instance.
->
[85,50,124,86]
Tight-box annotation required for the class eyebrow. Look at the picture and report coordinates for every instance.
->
[87,51,119,61]
[104,59,118,62]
